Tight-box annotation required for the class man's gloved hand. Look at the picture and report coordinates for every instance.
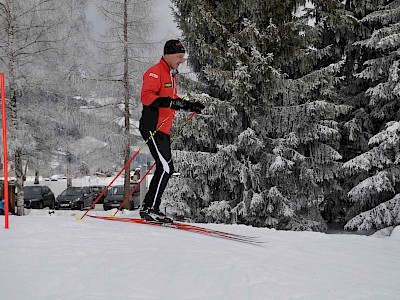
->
[170,98,205,114]
[169,97,190,111]
[188,101,205,114]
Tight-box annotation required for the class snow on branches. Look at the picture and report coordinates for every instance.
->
[369,121,400,147]
[343,120,400,230]
[343,121,400,174]
[345,194,400,230]
[267,186,294,218]
[237,128,264,158]
[347,170,396,205]
[203,201,232,223]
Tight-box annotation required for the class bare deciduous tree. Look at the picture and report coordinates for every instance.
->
[0,0,87,215]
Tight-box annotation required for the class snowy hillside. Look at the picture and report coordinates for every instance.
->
[1,211,400,300]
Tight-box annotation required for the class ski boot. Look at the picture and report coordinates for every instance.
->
[140,207,173,223]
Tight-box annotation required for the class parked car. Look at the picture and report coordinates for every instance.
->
[103,184,140,211]
[56,187,93,210]
[23,186,55,209]
[89,185,107,204]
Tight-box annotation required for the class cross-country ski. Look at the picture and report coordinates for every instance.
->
[88,214,264,244]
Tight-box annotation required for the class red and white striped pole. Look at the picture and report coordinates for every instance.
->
[0,73,9,229]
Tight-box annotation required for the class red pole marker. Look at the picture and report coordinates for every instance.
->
[1,73,9,229]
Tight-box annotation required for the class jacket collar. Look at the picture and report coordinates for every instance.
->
[160,57,171,72]
[160,57,179,75]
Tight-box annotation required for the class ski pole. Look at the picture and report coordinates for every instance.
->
[113,99,206,216]
[78,114,173,220]
[172,110,197,142]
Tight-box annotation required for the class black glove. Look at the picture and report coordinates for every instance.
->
[169,98,190,111]
[153,97,205,114]
[188,101,205,114]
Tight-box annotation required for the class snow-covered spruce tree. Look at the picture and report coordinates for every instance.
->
[340,0,399,162]
[343,121,400,230]
[341,0,400,230]
[166,1,351,230]
[353,0,399,131]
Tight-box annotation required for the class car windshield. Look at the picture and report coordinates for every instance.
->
[60,188,82,196]
[24,186,42,195]
[109,186,124,195]
[109,185,136,195]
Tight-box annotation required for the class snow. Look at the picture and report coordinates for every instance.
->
[391,226,400,241]
[1,211,400,300]
[372,226,395,238]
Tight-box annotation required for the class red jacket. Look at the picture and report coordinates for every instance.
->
[141,58,178,135]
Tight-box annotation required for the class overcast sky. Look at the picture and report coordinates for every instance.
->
[87,0,182,54]
[87,0,182,53]
[152,0,182,41]
[86,1,189,72]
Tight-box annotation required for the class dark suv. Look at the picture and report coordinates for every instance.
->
[103,184,140,211]
[23,186,55,209]
[56,187,93,210]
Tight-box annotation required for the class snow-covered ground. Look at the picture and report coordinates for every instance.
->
[1,210,400,300]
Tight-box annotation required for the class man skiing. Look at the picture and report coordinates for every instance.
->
[139,39,204,223]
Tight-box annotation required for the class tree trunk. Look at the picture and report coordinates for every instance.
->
[14,150,24,215]
[23,159,29,182]
[7,2,24,216]
[123,0,131,210]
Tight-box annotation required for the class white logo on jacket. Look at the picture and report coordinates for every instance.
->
[149,73,159,79]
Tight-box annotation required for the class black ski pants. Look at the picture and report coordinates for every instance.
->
[140,127,174,211]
